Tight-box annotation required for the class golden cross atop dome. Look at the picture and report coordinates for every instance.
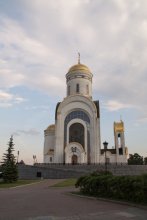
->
[78,52,80,64]
[67,53,92,74]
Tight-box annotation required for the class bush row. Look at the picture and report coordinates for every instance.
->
[75,171,147,204]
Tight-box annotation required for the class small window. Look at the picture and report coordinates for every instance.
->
[76,84,79,93]
[86,85,89,94]
[68,86,70,95]
[119,148,123,155]
[50,157,52,162]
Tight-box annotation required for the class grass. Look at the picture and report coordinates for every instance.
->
[0,179,41,188]
[51,178,77,187]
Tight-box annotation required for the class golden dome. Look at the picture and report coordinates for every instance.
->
[68,63,91,74]
[45,124,55,132]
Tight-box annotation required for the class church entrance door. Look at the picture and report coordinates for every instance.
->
[72,155,78,164]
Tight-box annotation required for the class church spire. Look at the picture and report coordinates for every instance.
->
[78,52,80,64]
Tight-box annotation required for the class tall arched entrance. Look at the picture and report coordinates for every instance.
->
[64,110,91,164]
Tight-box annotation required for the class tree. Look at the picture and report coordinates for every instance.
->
[128,153,143,165]
[2,136,18,183]
[144,157,147,165]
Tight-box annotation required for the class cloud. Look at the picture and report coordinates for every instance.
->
[25,105,49,111]
[0,90,13,100]
[15,97,25,103]
[137,117,147,124]
[14,128,40,136]
[103,100,134,111]
[12,131,20,137]
[0,90,25,107]
[0,0,147,117]
[0,103,12,108]
[0,14,66,96]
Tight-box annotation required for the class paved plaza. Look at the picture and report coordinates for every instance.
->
[0,180,147,220]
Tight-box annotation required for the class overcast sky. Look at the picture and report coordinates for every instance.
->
[0,0,147,164]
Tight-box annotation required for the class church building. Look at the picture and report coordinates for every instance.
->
[44,58,128,164]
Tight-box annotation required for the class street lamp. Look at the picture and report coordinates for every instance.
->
[103,141,108,172]
[33,155,37,164]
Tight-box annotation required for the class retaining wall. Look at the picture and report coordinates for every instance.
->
[18,164,147,179]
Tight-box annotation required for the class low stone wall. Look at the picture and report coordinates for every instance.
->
[18,165,85,179]
[18,164,147,179]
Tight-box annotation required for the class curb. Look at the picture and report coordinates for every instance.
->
[69,192,147,210]
[10,180,44,189]
[0,180,44,190]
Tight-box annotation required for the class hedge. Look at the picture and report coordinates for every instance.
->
[75,172,147,204]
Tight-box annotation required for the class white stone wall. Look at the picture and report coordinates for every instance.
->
[114,130,126,163]
[44,155,54,163]
[67,77,92,97]
[99,152,127,163]
[44,132,55,163]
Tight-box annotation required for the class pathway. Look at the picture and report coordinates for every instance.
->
[0,180,147,220]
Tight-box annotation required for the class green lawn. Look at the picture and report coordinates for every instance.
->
[0,180,41,188]
[51,178,77,187]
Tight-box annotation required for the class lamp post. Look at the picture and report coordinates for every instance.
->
[33,155,36,164]
[103,141,108,172]
[71,147,77,165]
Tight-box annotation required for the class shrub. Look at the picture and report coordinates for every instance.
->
[91,170,113,176]
[75,172,147,204]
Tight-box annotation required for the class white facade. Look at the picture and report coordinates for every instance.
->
[44,125,55,163]
[99,121,128,163]
[44,61,128,164]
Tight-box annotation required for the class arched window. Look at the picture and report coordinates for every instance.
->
[64,110,90,148]
[69,123,84,148]
[64,110,90,125]
[76,84,79,93]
